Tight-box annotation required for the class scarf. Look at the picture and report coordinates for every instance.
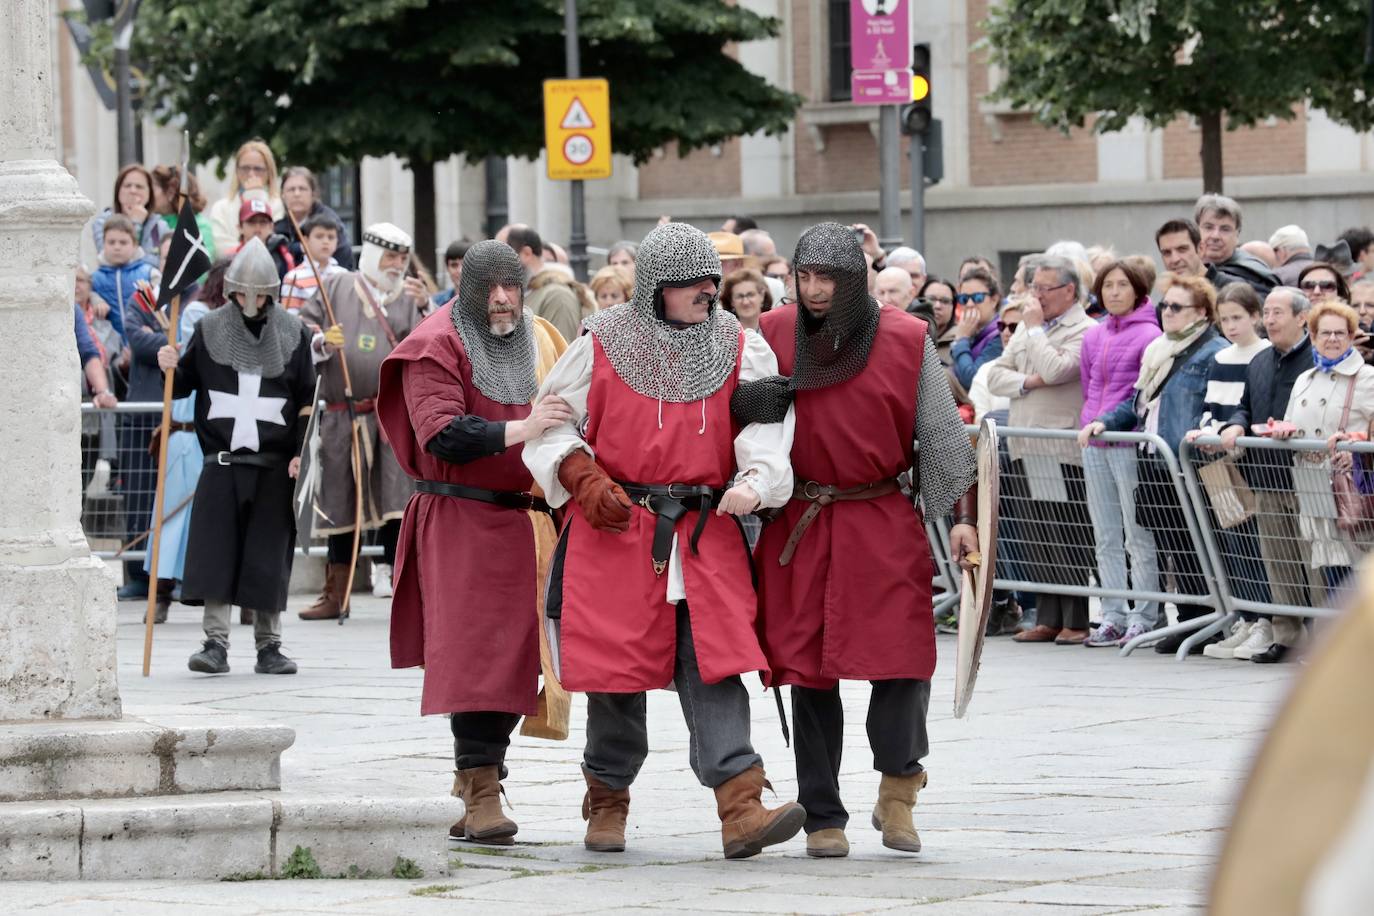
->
[1136,318,1210,403]
[1313,346,1354,373]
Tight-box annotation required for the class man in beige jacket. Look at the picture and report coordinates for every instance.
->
[985,256,1098,644]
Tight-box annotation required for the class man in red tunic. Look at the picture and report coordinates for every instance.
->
[377,240,571,845]
[740,222,979,859]
[524,222,804,860]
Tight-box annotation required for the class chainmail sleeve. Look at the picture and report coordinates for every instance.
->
[915,334,977,519]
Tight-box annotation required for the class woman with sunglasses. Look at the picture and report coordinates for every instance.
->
[1094,274,1225,654]
[1296,261,1350,305]
[951,267,1005,390]
[1076,260,1163,648]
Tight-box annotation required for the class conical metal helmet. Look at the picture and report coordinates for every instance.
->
[223,237,280,304]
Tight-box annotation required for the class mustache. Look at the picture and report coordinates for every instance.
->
[693,293,714,306]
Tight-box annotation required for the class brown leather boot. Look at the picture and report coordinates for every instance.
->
[299,563,347,620]
[454,766,517,845]
[871,770,927,853]
[713,766,806,859]
[448,815,467,842]
[582,771,630,852]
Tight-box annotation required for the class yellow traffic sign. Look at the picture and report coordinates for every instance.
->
[544,78,612,181]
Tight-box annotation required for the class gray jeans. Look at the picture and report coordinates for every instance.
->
[203,601,282,651]
[583,602,763,790]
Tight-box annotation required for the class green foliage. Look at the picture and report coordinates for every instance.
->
[982,1,1374,142]
[411,884,458,896]
[390,856,424,879]
[281,845,323,879]
[125,0,799,173]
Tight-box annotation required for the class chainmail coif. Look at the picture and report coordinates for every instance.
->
[201,239,302,376]
[451,240,538,405]
[790,222,880,390]
[582,222,741,402]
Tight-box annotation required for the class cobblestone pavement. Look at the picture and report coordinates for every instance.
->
[8,594,1295,914]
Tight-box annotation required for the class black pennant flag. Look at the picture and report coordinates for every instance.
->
[156,198,213,307]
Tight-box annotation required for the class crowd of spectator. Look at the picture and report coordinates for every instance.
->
[73,137,1370,662]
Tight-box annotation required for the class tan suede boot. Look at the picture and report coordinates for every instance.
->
[299,563,347,620]
[448,815,466,841]
[582,772,630,852]
[871,770,927,853]
[454,766,517,845]
[806,828,850,858]
[713,766,806,859]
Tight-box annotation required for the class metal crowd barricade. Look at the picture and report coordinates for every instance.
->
[79,403,380,561]
[952,425,1229,659]
[1180,435,1374,625]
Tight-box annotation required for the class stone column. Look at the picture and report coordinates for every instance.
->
[0,0,119,719]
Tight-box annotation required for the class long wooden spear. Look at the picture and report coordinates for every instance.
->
[285,208,364,624]
[142,133,190,676]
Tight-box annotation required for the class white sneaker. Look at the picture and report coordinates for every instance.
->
[1231,619,1274,660]
[1203,619,1253,659]
[371,562,393,599]
[86,458,111,498]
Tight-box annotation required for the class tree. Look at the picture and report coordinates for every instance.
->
[117,0,800,258]
[981,0,1374,192]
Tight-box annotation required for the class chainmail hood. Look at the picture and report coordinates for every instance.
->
[451,240,538,405]
[790,222,880,390]
[198,300,303,377]
[223,238,280,304]
[583,222,741,402]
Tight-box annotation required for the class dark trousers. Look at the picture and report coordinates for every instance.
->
[120,413,159,585]
[583,602,762,791]
[1136,456,1211,622]
[791,679,931,834]
[451,711,521,777]
[326,518,400,567]
[1006,459,1093,626]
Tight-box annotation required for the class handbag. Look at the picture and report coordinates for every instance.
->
[1199,457,1256,529]
[1331,374,1374,534]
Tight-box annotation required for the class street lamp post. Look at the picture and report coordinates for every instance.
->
[564,0,589,282]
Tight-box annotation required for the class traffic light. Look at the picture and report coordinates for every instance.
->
[901,43,932,135]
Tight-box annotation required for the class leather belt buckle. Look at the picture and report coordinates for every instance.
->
[801,480,823,500]
[638,493,655,511]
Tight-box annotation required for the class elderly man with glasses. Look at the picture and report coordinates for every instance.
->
[985,256,1099,644]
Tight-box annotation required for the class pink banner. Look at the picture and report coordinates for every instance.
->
[850,0,910,73]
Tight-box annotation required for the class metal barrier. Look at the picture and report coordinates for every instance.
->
[78,403,380,562]
[1180,435,1374,623]
[943,425,1229,659]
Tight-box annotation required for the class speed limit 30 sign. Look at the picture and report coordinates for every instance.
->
[544,78,612,181]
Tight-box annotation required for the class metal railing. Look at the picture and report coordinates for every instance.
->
[79,403,380,562]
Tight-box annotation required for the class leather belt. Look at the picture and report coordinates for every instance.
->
[170,421,195,433]
[777,477,902,566]
[618,481,724,577]
[205,451,287,468]
[415,479,551,515]
[325,398,376,414]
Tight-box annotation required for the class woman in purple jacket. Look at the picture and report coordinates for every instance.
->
[1076,260,1163,647]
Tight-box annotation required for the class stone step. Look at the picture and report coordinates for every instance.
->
[1,791,462,880]
[0,707,294,803]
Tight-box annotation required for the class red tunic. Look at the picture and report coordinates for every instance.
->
[557,334,768,693]
[377,305,539,716]
[755,304,935,688]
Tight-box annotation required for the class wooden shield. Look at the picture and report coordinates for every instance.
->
[954,418,1000,719]
[292,381,324,553]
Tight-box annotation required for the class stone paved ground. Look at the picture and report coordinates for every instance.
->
[7,594,1295,914]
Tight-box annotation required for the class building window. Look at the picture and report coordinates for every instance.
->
[828,0,852,102]
[318,164,361,247]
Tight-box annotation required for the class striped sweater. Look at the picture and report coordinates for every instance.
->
[1197,338,1272,433]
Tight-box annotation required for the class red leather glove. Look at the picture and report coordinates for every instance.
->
[557,450,633,533]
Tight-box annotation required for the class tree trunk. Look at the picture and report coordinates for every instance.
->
[410,158,437,274]
[1199,110,1224,193]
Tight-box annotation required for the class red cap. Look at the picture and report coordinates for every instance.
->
[239,197,272,223]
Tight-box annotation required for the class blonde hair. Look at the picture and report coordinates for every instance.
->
[226,139,281,199]
[1307,300,1360,337]
[590,266,633,302]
